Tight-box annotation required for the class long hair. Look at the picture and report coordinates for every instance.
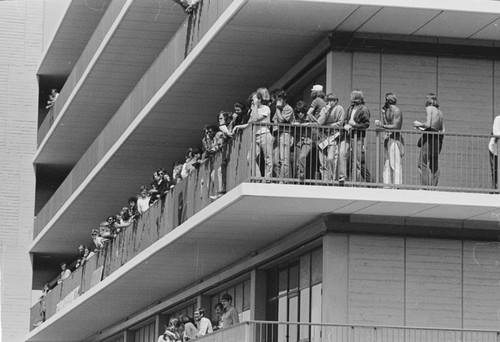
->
[350,90,365,105]
[425,93,439,108]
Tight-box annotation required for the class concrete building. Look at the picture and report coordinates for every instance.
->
[25,1,500,342]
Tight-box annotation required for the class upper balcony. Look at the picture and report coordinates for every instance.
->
[35,0,187,166]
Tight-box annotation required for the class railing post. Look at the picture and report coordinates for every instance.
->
[250,123,256,181]
[375,129,381,184]
[496,143,500,192]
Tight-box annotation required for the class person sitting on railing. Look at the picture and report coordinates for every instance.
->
[376,92,404,186]
[305,93,346,182]
[181,147,202,179]
[45,88,59,110]
[57,262,71,284]
[293,100,313,181]
[271,89,294,181]
[171,0,201,14]
[248,91,274,179]
[488,115,500,189]
[414,93,445,186]
[137,186,151,214]
[342,90,371,183]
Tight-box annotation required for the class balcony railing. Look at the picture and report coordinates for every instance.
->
[196,321,500,342]
[30,124,499,329]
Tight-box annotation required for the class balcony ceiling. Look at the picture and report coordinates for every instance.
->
[26,183,500,342]
[31,0,500,275]
[37,0,111,77]
[34,0,187,165]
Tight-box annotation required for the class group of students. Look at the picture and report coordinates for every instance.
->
[158,294,239,342]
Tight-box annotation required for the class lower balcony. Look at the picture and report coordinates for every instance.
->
[198,321,499,342]
[29,123,500,339]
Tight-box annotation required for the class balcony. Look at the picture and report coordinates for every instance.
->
[29,123,500,339]
[35,0,187,166]
[197,321,500,342]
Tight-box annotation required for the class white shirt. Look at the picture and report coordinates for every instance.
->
[197,317,213,336]
[489,115,500,155]
[137,196,150,214]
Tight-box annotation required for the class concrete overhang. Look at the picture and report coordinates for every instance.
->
[30,0,500,274]
[25,182,500,342]
[37,0,111,77]
[34,0,187,166]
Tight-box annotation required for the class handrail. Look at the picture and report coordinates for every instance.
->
[30,123,499,329]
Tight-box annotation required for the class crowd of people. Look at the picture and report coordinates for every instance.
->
[158,294,239,342]
[48,85,448,287]
[41,81,500,326]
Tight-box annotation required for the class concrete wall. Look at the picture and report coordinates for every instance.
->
[323,234,500,330]
[0,0,43,340]
[327,51,499,135]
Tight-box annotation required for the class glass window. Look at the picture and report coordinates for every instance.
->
[266,248,322,342]
[133,321,155,342]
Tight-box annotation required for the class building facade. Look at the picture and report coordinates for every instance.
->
[27,1,500,342]
[0,1,43,341]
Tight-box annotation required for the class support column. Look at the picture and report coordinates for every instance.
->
[322,234,349,324]
[326,50,352,102]
[198,294,212,316]
[250,269,267,320]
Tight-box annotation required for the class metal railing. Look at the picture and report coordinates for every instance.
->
[30,124,499,328]
[249,123,499,193]
[197,321,500,342]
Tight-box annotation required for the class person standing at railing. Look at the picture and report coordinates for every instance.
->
[272,89,295,181]
[57,262,71,284]
[489,115,500,189]
[313,93,345,182]
[376,93,404,186]
[45,88,59,110]
[414,93,444,186]
[220,293,239,328]
[248,91,274,179]
[293,101,312,180]
[194,307,213,336]
[296,85,326,181]
[342,90,371,183]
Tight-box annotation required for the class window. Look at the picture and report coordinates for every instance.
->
[266,248,322,342]
[210,278,251,324]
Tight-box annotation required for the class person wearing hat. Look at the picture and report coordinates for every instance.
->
[296,85,326,180]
